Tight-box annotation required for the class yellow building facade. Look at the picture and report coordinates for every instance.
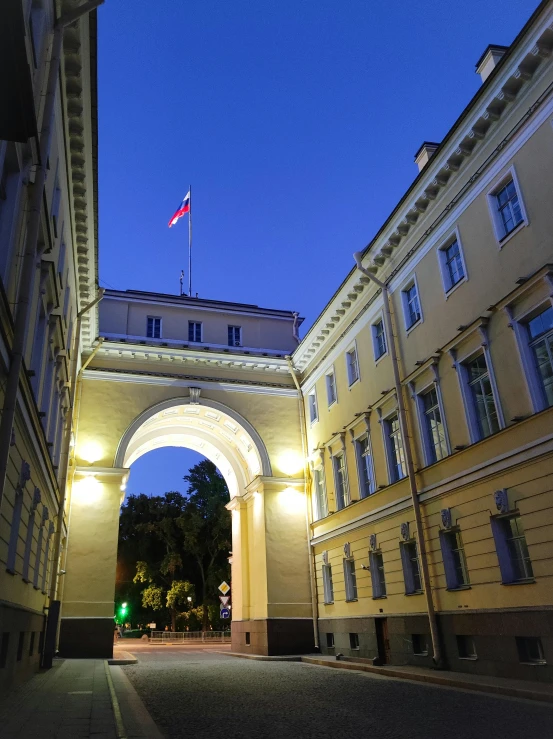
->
[293,4,553,680]
[1,0,553,688]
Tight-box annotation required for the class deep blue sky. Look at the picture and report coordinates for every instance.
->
[98,0,538,496]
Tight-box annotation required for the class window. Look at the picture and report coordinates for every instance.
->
[188,321,202,342]
[402,281,421,329]
[346,346,359,385]
[527,305,553,408]
[457,635,477,660]
[245,632,251,645]
[440,529,469,589]
[494,178,523,238]
[343,558,358,601]
[370,551,386,598]
[326,632,335,648]
[516,637,546,665]
[439,236,466,293]
[491,514,534,583]
[0,633,9,668]
[384,414,406,483]
[333,452,348,510]
[308,390,318,424]
[372,319,387,360]
[349,633,360,650]
[464,354,500,439]
[326,370,337,406]
[400,540,422,594]
[29,632,36,657]
[420,386,447,464]
[146,316,161,339]
[355,434,374,498]
[412,634,428,655]
[312,468,327,520]
[228,325,242,346]
[322,564,334,604]
[17,632,24,662]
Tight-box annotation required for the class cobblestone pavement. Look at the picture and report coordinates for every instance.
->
[122,647,553,739]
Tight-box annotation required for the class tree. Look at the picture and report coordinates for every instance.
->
[116,460,231,631]
[177,460,232,630]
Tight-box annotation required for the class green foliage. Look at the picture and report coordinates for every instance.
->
[166,580,194,609]
[116,460,231,630]
[141,584,164,611]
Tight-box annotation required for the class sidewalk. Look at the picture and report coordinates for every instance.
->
[0,657,161,738]
[301,655,553,703]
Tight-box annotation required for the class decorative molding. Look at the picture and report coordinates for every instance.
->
[494,488,510,513]
[189,387,201,404]
[369,533,377,551]
[343,542,351,558]
[400,522,410,541]
[441,508,453,529]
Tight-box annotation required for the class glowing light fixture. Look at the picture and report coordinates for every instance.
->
[79,441,104,464]
[278,451,304,476]
[74,475,102,503]
[279,486,304,512]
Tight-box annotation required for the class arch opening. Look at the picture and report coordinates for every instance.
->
[115,398,271,498]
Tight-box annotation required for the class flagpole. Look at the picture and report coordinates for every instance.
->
[188,185,192,297]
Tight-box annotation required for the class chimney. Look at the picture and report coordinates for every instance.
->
[475,44,508,83]
[414,141,440,172]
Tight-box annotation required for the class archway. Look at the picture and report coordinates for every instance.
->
[114,396,273,499]
[60,381,313,659]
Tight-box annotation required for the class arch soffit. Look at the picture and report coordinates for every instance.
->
[114,396,273,481]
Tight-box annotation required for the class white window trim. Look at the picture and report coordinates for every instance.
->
[486,165,528,248]
[378,406,406,485]
[411,377,451,467]
[351,425,376,498]
[228,325,242,347]
[505,298,553,414]
[450,341,505,444]
[345,340,360,388]
[437,226,468,298]
[371,314,388,364]
[325,366,338,408]
[400,273,424,334]
[307,389,319,425]
[146,315,162,339]
[188,320,203,343]
[331,444,350,510]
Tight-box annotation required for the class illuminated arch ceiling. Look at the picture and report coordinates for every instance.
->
[115,398,271,498]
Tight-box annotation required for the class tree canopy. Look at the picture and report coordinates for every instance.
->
[116,459,231,631]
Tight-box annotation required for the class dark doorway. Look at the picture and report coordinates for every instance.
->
[375,618,391,664]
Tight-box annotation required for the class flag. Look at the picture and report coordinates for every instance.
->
[168,191,190,227]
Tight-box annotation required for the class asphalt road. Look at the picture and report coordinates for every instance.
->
[122,646,553,739]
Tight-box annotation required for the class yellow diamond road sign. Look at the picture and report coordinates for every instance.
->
[218,581,230,595]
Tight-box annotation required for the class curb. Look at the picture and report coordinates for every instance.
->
[216,651,302,661]
[109,649,138,665]
[301,657,553,704]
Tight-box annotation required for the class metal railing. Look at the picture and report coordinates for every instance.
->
[150,631,231,643]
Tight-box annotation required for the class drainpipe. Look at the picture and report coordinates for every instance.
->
[353,252,442,667]
[0,0,105,512]
[286,355,319,650]
[50,291,104,603]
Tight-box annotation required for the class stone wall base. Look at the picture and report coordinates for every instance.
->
[318,610,553,682]
[0,604,45,693]
[58,617,114,658]
[232,618,315,656]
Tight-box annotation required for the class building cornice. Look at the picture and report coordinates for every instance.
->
[293,6,553,373]
[82,368,298,397]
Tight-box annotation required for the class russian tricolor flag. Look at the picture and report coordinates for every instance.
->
[168,191,190,227]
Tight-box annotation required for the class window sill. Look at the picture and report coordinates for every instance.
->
[443,276,468,300]
[497,219,527,249]
[446,585,472,592]
[519,661,547,666]
[405,591,424,596]
[345,599,358,603]
[501,578,536,586]
[348,378,360,390]
[413,652,429,657]
[372,595,387,600]
[458,656,478,661]
[323,601,334,606]
[405,318,423,336]
[374,350,388,365]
